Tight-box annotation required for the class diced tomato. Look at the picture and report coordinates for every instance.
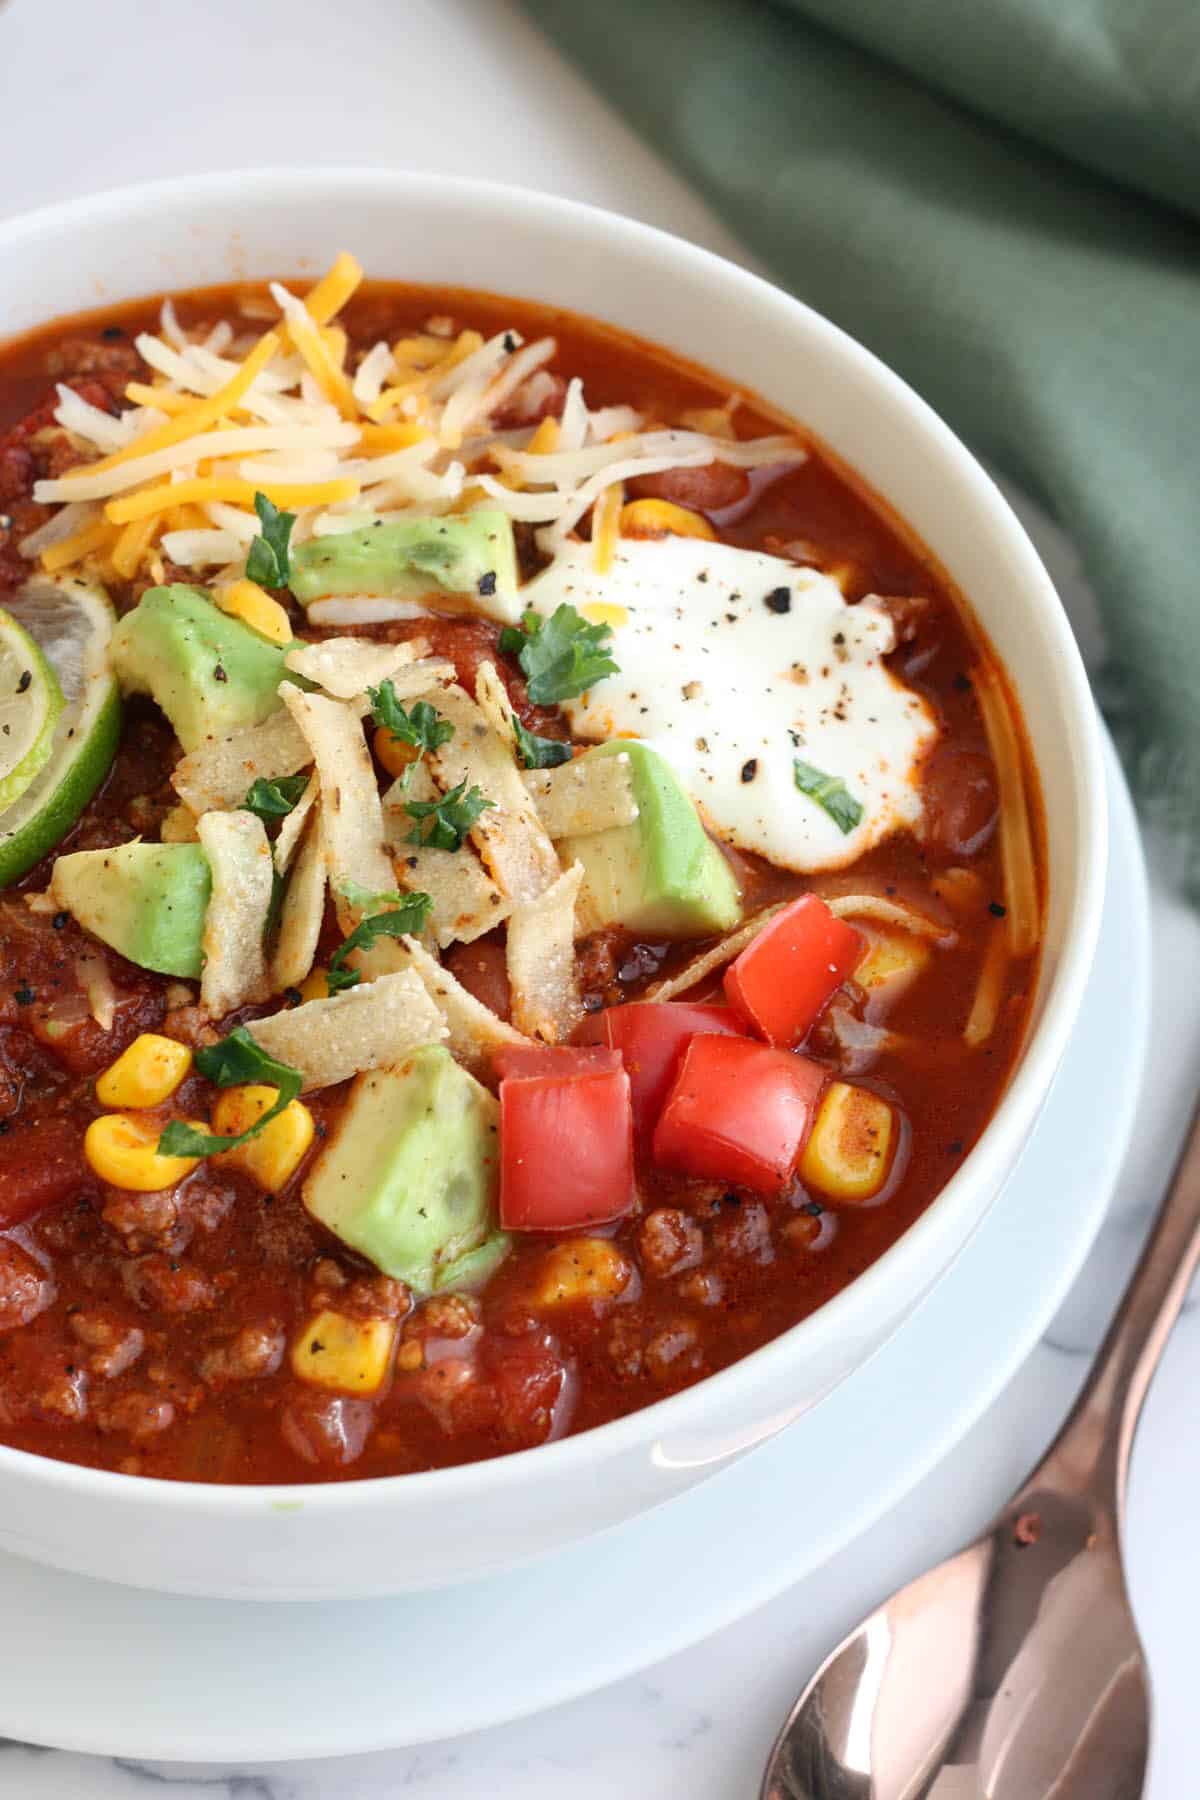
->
[653,1035,826,1194]
[724,895,862,1047]
[500,1066,635,1231]
[577,1002,746,1145]
[493,1044,622,1083]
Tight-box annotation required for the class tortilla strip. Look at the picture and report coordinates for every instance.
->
[399,933,530,1073]
[160,802,200,844]
[283,635,445,700]
[269,808,326,991]
[429,684,560,904]
[279,681,393,926]
[506,860,584,1043]
[248,969,447,1091]
[645,905,783,1003]
[382,767,511,948]
[272,774,318,876]
[826,893,955,943]
[196,810,273,1018]
[171,710,313,815]
[523,755,637,839]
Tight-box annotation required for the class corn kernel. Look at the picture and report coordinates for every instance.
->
[800,1082,896,1204]
[372,725,419,779]
[678,406,737,438]
[619,498,716,542]
[96,1034,193,1109]
[213,1084,315,1193]
[292,1311,397,1394]
[215,579,292,645]
[854,929,931,997]
[298,969,330,1003]
[535,1238,631,1307]
[84,1112,205,1192]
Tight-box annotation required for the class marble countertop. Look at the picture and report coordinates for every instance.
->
[1,0,1198,1793]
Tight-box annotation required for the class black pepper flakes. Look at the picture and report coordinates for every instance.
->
[953,672,971,692]
[283,987,303,1008]
[989,901,1007,918]
[16,670,32,695]
[52,911,69,930]
[101,325,126,341]
[764,587,791,614]
[740,759,758,783]
[477,570,497,597]
[213,664,228,683]
[947,1139,964,1156]
[13,984,34,1006]
[502,332,518,353]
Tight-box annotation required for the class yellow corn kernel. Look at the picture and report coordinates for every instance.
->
[215,579,292,645]
[84,1112,205,1192]
[678,405,737,438]
[96,1034,193,1109]
[292,1311,397,1394]
[619,498,716,542]
[213,1084,315,1193]
[298,968,330,1003]
[372,725,419,779]
[800,1082,896,1204]
[854,929,932,997]
[535,1238,631,1307]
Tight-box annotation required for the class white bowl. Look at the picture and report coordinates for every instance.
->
[0,168,1106,1599]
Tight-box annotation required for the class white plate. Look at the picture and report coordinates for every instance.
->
[0,733,1145,1762]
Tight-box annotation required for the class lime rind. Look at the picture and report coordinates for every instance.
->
[0,579,121,886]
[0,607,64,812]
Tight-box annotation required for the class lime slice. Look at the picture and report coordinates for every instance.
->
[0,577,121,885]
[0,603,63,812]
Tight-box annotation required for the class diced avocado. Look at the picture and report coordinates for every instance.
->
[434,1230,512,1294]
[50,841,211,977]
[561,741,742,938]
[110,585,288,751]
[303,1046,499,1295]
[288,510,520,622]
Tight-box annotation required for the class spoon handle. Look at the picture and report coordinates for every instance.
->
[1029,1096,1200,1518]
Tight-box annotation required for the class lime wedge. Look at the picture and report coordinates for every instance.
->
[0,603,64,812]
[0,577,121,885]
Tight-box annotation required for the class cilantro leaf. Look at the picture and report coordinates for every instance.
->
[405,779,494,851]
[499,605,619,705]
[511,714,572,769]
[793,758,864,835]
[241,773,309,822]
[325,890,435,994]
[368,682,455,755]
[157,1026,303,1159]
[245,491,296,588]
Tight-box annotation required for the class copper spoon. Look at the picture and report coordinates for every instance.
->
[762,1097,1200,1800]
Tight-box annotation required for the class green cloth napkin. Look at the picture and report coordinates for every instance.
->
[524,0,1200,893]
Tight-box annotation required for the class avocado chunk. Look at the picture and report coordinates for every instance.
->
[303,1046,500,1295]
[288,510,520,622]
[434,1230,512,1294]
[561,741,742,938]
[50,841,211,978]
[110,585,288,751]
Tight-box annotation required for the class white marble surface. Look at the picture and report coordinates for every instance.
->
[0,0,1198,1793]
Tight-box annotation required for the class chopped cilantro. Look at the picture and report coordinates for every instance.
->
[368,682,455,755]
[325,890,434,994]
[793,758,864,835]
[405,778,494,851]
[511,714,572,769]
[158,1027,302,1159]
[241,773,309,822]
[246,491,296,588]
[498,604,619,705]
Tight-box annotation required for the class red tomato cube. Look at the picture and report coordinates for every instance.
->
[500,1066,635,1231]
[724,894,862,1047]
[576,1002,746,1144]
[493,1044,621,1083]
[652,1035,826,1194]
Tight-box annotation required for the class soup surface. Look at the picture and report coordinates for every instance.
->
[0,266,1043,1482]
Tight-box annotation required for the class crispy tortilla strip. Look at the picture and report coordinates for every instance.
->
[283,635,443,700]
[269,808,326,991]
[367,656,456,703]
[272,774,318,876]
[172,711,313,815]
[196,810,273,1018]
[826,893,955,943]
[382,767,511,949]
[429,684,560,904]
[645,905,784,1003]
[506,861,584,1043]
[279,681,393,926]
[473,659,519,745]
[160,802,199,844]
[399,932,529,1073]
[249,969,447,1091]
[523,754,637,838]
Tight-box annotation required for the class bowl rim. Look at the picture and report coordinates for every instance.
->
[0,165,1108,1513]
